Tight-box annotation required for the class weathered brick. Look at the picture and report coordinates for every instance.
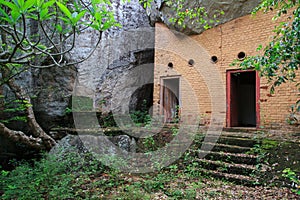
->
[154,11,299,130]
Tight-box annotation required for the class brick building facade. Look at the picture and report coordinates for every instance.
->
[153,11,299,129]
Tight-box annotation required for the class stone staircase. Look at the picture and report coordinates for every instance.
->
[51,126,263,185]
[190,131,262,185]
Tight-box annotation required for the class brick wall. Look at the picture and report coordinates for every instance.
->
[154,10,299,129]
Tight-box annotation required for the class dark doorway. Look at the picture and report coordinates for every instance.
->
[129,83,154,113]
[161,78,180,123]
[227,70,259,127]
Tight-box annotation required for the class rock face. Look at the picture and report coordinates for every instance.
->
[74,0,154,116]
[32,66,76,131]
[147,0,261,35]
[94,49,154,115]
[110,135,137,152]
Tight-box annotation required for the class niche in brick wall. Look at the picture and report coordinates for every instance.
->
[211,56,218,63]
[188,59,195,66]
[237,52,246,60]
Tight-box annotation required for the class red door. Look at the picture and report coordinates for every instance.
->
[228,73,239,126]
[226,70,260,128]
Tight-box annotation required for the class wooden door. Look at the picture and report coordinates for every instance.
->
[161,78,179,123]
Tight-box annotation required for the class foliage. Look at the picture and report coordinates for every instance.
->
[233,0,300,111]
[286,103,300,125]
[0,150,106,199]
[142,136,156,152]
[130,99,151,126]
[0,95,30,123]
[165,0,224,29]
[1,143,299,199]
[0,0,119,70]
[110,184,152,200]
[282,168,300,195]
[98,112,117,127]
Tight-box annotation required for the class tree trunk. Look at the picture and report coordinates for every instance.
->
[1,67,56,150]
[0,122,46,150]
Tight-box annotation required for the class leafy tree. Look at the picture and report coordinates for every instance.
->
[235,0,300,113]
[0,0,124,150]
[0,0,213,151]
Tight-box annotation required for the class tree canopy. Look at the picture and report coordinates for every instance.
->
[0,0,121,86]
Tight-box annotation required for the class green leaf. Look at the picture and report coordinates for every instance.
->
[41,0,55,9]
[58,16,70,23]
[40,8,48,19]
[17,0,25,8]
[256,44,263,51]
[23,0,35,12]
[71,10,86,25]
[1,1,19,11]
[56,24,63,33]
[0,7,13,24]
[56,2,72,19]
[11,9,21,22]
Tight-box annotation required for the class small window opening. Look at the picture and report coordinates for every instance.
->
[211,56,218,63]
[188,59,195,66]
[237,52,246,60]
[168,62,173,68]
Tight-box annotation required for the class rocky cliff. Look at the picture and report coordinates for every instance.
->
[147,0,261,35]
[74,0,154,118]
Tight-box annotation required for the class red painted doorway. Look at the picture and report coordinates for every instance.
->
[226,70,260,128]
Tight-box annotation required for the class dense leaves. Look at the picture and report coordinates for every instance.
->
[0,0,120,70]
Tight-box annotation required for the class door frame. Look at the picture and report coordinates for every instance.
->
[226,69,260,128]
[160,76,181,121]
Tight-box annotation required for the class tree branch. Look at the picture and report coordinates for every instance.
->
[8,14,27,62]
[0,122,45,150]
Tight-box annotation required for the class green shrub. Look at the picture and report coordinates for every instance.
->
[0,150,105,199]
[130,99,151,126]
[282,168,300,195]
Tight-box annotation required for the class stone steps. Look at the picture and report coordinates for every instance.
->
[193,132,261,185]
[199,142,252,154]
[214,136,257,147]
[52,127,262,185]
[196,150,258,165]
[198,168,259,186]
[195,158,256,176]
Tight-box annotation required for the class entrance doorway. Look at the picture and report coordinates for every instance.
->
[227,70,260,127]
[160,77,180,123]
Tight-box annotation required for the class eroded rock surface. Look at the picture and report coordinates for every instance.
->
[147,0,261,35]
